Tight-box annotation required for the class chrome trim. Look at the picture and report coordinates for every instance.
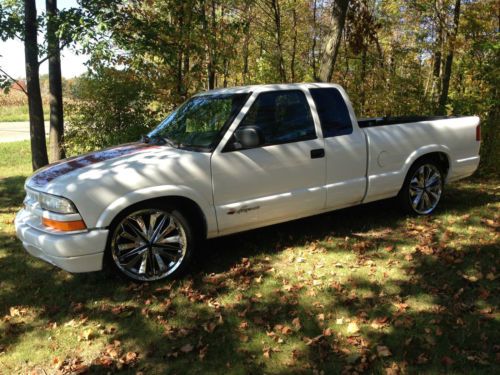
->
[110,209,187,281]
[409,164,443,214]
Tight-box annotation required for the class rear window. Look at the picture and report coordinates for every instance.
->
[310,88,352,137]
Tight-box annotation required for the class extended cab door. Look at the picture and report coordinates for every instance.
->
[211,89,326,235]
[309,87,367,209]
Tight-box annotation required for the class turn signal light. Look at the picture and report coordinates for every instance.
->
[42,217,87,231]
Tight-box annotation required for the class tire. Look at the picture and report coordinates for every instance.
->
[397,159,444,215]
[104,203,196,282]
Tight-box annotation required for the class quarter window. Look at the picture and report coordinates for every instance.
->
[310,88,353,137]
[237,90,316,146]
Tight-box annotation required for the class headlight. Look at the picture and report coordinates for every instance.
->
[38,192,77,214]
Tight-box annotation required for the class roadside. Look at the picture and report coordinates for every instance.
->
[0,121,49,143]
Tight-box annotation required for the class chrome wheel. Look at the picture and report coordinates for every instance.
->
[111,209,188,281]
[409,164,442,214]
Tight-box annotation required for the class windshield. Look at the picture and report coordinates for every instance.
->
[148,93,249,151]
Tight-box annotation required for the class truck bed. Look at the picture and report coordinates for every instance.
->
[358,115,463,128]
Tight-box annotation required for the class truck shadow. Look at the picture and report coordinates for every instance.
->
[196,181,496,276]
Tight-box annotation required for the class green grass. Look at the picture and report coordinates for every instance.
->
[0,104,50,122]
[0,140,498,374]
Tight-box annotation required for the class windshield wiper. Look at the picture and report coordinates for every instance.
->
[141,134,178,148]
[161,137,178,148]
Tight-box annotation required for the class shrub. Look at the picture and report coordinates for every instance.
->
[65,68,160,155]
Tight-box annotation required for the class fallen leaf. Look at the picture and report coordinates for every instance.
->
[292,317,301,330]
[416,353,429,364]
[180,344,194,353]
[263,347,272,358]
[79,328,94,341]
[120,351,138,365]
[377,345,392,357]
[347,322,359,334]
[323,328,333,336]
[203,322,217,333]
[199,345,209,361]
[441,356,454,366]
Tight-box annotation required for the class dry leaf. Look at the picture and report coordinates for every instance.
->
[292,317,301,330]
[441,356,455,366]
[377,345,392,357]
[180,344,194,353]
[346,322,359,334]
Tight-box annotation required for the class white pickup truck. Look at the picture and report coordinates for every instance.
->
[15,83,481,281]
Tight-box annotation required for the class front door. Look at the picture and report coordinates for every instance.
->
[211,89,326,235]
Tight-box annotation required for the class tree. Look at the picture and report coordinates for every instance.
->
[318,0,349,82]
[437,0,461,114]
[46,0,65,161]
[24,0,48,170]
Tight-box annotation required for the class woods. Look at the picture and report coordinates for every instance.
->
[0,0,498,173]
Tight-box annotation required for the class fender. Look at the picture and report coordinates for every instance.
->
[95,184,218,237]
[401,144,452,182]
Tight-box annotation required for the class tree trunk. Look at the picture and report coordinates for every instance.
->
[437,0,461,115]
[311,0,318,80]
[270,0,287,82]
[207,0,217,89]
[431,0,443,102]
[46,0,65,162]
[360,48,367,114]
[25,0,48,170]
[290,6,297,82]
[318,0,349,83]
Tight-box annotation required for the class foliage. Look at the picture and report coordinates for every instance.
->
[70,0,498,171]
[0,141,499,373]
[64,68,160,155]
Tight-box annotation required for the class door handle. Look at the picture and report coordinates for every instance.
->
[310,148,325,159]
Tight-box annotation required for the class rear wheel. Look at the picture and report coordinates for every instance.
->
[106,205,195,282]
[398,161,444,215]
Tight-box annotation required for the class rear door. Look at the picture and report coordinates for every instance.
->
[211,89,326,234]
[309,87,367,209]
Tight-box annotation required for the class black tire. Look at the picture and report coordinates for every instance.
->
[104,202,196,282]
[397,159,444,215]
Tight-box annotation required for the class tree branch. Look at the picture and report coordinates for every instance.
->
[0,66,29,96]
[38,39,71,66]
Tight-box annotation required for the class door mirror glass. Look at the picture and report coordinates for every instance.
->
[233,126,264,149]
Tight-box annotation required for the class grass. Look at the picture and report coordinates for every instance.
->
[0,140,498,374]
[0,105,50,122]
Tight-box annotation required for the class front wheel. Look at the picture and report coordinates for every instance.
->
[106,205,195,282]
[398,161,444,215]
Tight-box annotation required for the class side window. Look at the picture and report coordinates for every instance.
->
[238,90,316,146]
[310,88,353,137]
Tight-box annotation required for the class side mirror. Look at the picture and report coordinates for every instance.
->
[232,126,265,149]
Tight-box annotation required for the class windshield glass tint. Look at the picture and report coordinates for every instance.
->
[149,93,249,150]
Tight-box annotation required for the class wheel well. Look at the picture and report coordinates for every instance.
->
[109,196,207,239]
[410,152,450,178]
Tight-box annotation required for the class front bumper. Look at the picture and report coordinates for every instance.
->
[15,209,108,273]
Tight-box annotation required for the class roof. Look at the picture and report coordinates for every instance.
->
[195,82,342,96]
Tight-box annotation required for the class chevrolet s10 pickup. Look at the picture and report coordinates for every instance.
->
[15,83,481,281]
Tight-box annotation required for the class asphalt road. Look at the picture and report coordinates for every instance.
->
[0,121,49,143]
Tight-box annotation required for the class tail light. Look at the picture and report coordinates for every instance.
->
[476,124,481,141]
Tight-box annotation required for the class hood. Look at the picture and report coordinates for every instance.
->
[27,142,159,189]
[24,141,213,228]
